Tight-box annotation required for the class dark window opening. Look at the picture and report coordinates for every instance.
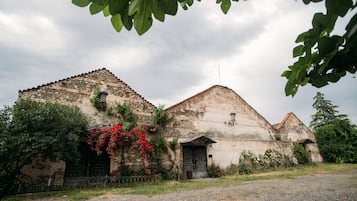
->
[65,143,110,177]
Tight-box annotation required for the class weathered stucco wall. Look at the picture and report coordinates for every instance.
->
[275,113,323,162]
[21,159,65,186]
[166,85,281,169]
[167,86,275,140]
[17,70,322,181]
[306,143,323,162]
[207,140,278,168]
[276,113,316,142]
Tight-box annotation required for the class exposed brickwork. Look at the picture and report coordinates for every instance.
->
[17,69,157,184]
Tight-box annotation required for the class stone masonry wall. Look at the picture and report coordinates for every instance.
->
[17,69,156,184]
[18,69,155,128]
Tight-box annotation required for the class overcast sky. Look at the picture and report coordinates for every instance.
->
[0,0,356,126]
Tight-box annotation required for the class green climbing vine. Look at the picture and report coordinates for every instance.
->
[116,102,138,131]
[90,85,102,110]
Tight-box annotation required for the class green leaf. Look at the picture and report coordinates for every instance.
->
[130,0,154,35]
[326,0,353,17]
[295,31,309,43]
[152,7,165,21]
[128,0,141,15]
[284,81,299,97]
[91,0,108,6]
[281,70,292,78]
[111,14,124,32]
[293,45,305,57]
[302,0,324,4]
[103,5,110,17]
[301,77,310,86]
[108,0,129,15]
[157,0,178,15]
[134,12,153,35]
[72,0,90,7]
[121,9,134,30]
[312,13,330,31]
[218,0,231,14]
[318,35,343,56]
[151,0,165,22]
[90,3,106,15]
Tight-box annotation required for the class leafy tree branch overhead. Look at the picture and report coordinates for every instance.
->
[283,0,356,96]
[72,0,356,96]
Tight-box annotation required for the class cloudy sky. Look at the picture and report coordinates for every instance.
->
[0,0,356,126]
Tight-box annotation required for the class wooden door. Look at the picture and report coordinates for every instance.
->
[183,146,207,178]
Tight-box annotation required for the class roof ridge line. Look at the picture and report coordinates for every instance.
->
[18,67,156,108]
[18,68,107,93]
[166,85,274,130]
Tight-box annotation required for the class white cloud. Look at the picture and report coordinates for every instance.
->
[0,0,356,126]
[0,11,70,56]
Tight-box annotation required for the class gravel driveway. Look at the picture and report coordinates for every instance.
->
[24,170,357,201]
[88,170,357,201]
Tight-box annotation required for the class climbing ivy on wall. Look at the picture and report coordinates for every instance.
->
[116,102,138,131]
[90,85,106,111]
[152,105,174,128]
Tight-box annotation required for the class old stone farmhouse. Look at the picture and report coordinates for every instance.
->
[164,85,322,178]
[18,68,322,183]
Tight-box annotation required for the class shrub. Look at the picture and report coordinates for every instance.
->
[238,161,252,175]
[208,163,223,177]
[293,144,311,164]
[238,149,296,174]
[0,99,88,196]
[315,119,357,163]
[264,149,283,169]
[224,164,240,175]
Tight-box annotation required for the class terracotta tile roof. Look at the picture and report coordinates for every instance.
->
[165,85,219,111]
[166,85,274,130]
[274,112,314,134]
[274,112,294,130]
[18,68,155,108]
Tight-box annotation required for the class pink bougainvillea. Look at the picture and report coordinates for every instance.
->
[87,123,153,174]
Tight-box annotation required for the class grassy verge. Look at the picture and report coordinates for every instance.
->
[4,163,356,201]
